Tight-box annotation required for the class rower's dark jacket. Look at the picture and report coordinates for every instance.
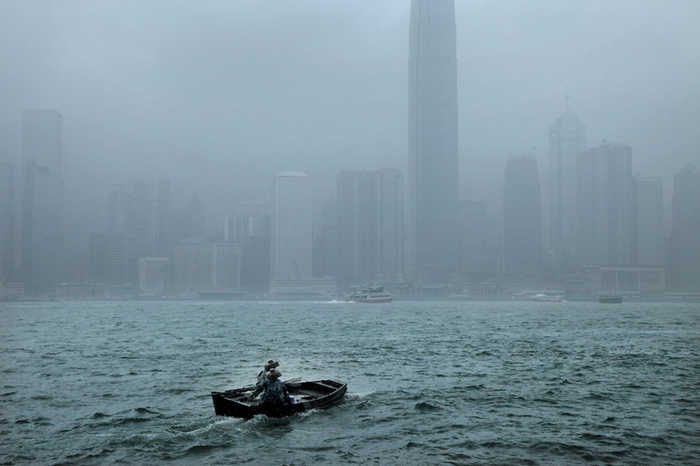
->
[261,379,291,406]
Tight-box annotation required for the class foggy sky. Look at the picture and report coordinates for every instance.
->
[1,0,699,218]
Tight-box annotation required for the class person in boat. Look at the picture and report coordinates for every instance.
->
[250,360,279,399]
[260,368,292,411]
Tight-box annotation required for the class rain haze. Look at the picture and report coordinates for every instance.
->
[2,1,698,207]
[2,2,700,464]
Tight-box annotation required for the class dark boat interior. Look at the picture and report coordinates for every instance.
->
[223,380,342,407]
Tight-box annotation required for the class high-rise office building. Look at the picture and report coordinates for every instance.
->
[104,185,128,284]
[88,232,109,283]
[0,160,16,282]
[503,156,542,278]
[459,200,500,280]
[634,176,664,266]
[154,178,173,258]
[576,143,635,266]
[669,164,700,290]
[124,181,153,284]
[272,172,312,282]
[21,110,64,295]
[336,169,404,288]
[226,202,271,292]
[548,111,586,267]
[212,242,241,290]
[312,200,338,279]
[138,257,169,296]
[171,239,212,293]
[408,0,459,284]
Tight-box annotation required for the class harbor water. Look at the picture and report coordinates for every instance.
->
[1,301,699,464]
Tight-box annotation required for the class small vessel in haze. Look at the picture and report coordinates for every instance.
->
[599,295,623,304]
[530,293,564,302]
[348,285,392,303]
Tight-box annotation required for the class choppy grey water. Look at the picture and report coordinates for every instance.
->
[1,301,699,465]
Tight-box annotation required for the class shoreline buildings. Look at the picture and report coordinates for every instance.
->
[407,0,459,285]
[271,172,312,283]
[336,169,404,289]
[634,176,664,266]
[548,111,586,269]
[669,164,700,291]
[21,110,64,296]
[503,156,542,280]
[0,159,15,283]
[576,143,635,267]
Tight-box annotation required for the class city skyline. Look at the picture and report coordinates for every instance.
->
[0,1,699,298]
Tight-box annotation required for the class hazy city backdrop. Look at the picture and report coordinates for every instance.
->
[1,0,699,300]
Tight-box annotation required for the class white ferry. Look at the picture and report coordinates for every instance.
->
[348,286,392,303]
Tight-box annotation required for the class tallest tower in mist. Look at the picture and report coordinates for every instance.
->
[407,0,459,284]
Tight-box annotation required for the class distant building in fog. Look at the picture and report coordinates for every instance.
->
[171,239,212,294]
[21,110,64,295]
[211,242,241,290]
[138,257,169,296]
[503,156,542,278]
[459,200,500,280]
[154,178,173,258]
[123,182,154,284]
[669,164,700,290]
[576,143,635,266]
[0,159,16,282]
[548,110,586,268]
[407,0,459,284]
[226,202,271,292]
[312,200,338,279]
[271,172,312,282]
[634,176,664,266]
[88,233,109,283]
[335,169,404,288]
[235,210,271,293]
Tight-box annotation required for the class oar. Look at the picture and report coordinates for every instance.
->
[283,377,301,384]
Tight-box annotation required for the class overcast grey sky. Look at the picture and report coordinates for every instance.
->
[1,0,698,213]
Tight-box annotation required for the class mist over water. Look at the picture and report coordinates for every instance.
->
[2,301,699,464]
[1,1,700,463]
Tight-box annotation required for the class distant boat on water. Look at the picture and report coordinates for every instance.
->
[348,285,392,303]
[599,295,623,304]
[530,293,564,302]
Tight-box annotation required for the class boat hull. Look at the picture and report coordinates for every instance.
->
[211,379,347,419]
[352,296,392,303]
[599,295,623,304]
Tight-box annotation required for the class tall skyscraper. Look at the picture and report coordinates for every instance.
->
[312,200,338,279]
[458,200,500,279]
[669,164,700,290]
[226,201,271,292]
[171,239,212,293]
[272,172,312,282]
[105,185,128,284]
[0,159,16,282]
[408,0,459,284]
[548,110,586,268]
[124,181,153,284]
[138,257,169,296]
[634,176,664,266]
[336,169,404,288]
[154,178,173,258]
[576,143,635,266]
[21,110,64,295]
[88,232,109,283]
[211,242,241,290]
[503,156,542,278]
